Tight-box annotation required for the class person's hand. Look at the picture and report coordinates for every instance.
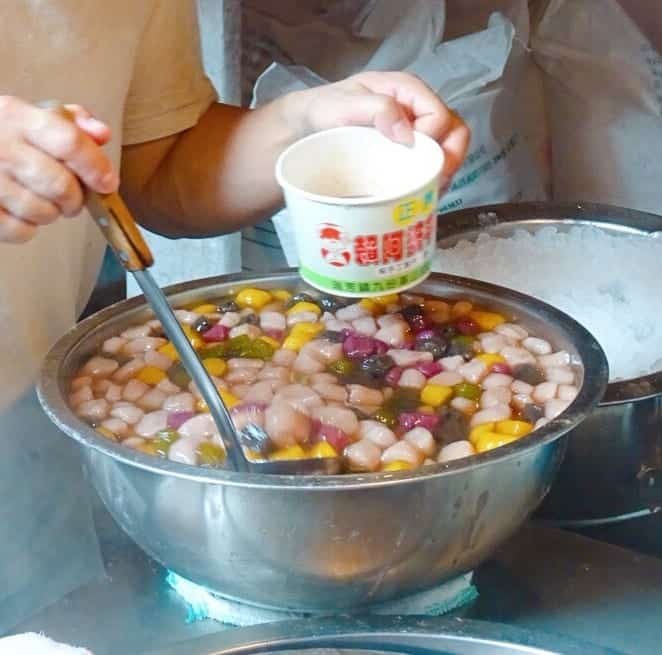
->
[288,71,470,186]
[0,96,118,244]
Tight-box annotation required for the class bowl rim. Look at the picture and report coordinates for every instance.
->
[436,200,662,405]
[141,615,622,655]
[37,270,608,490]
[274,126,444,206]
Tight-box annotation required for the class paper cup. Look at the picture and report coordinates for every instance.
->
[275,126,444,297]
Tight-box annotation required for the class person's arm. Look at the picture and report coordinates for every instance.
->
[119,99,293,237]
[120,72,470,238]
[0,73,468,244]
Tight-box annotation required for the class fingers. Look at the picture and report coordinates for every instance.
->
[0,172,59,224]
[23,107,118,193]
[0,207,38,244]
[348,72,471,178]
[63,104,113,146]
[0,96,120,244]
[346,74,416,144]
[2,140,84,216]
[0,96,118,194]
[371,96,415,145]
[439,111,471,180]
[321,88,416,145]
[350,72,449,140]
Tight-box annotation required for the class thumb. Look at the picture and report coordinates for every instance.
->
[64,104,112,146]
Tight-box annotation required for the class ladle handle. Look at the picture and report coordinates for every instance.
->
[40,102,153,271]
[44,101,249,473]
[85,191,154,271]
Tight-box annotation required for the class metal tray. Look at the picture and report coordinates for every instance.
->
[143,617,623,655]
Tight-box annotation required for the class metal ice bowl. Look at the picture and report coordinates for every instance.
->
[37,272,607,610]
[437,202,662,524]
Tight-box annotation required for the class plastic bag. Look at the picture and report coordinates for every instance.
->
[126,232,242,298]
[0,389,104,633]
[532,0,662,213]
[245,0,550,266]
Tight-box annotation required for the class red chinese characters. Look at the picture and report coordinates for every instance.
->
[406,221,425,257]
[422,214,434,242]
[353,235,379,265]
[350,214,435,267]
[382,231,404,263]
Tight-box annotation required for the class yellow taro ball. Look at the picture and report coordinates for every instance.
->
[469,422,496,445]
[475,353,506,368]
[420,384,453,408]
[475,432,518,453]
[308,441,338,459]
[158,342,179,361]
[236,288,273,310]
[193,304,217,314]
[469,310,506,331]
[373,294,399,306]
[271,289,292,302]
[290,322,324,337]
[197,388,240,412]
[181,325,203,349]
[202,358,227,377]
[137,366,166,385]
[287,301,321,316]
[270,445,307,461]
[495,420,533,437]
[382,460,414,472]
[358,299,381,315]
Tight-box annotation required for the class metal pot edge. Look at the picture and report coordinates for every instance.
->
[37,270,608,490]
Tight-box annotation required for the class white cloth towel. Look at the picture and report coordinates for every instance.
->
[166,570,478,627]
[0,634,92,655]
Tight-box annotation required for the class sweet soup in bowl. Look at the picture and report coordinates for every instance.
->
[69,287,580,474]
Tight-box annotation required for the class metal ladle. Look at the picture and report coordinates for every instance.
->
[47,103,342,475]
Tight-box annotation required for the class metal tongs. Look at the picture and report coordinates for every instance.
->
[47,103,341,475]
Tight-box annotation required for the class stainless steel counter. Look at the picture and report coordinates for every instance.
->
[9,496,662,655]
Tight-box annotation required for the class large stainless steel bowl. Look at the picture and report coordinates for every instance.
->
[37,272,607,610]
[437,202,662,524]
